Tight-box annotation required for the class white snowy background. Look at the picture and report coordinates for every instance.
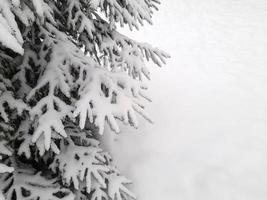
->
[103,1,267,199]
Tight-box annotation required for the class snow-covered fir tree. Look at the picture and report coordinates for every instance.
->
[0,0,169,200]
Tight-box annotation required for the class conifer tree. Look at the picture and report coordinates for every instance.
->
[0,1,169,200]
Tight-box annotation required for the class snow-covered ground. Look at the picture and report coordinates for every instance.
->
[106,1,267,199]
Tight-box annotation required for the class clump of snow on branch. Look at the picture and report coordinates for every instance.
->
[0,141,13,200]
[0,141,13,174]
[50,124,136,200]
[1,166,74,200]
[89,0,160,30]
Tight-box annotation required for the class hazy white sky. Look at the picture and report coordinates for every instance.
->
[107,1,267,200]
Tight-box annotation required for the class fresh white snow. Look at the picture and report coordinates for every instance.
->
[108,1,267,200]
